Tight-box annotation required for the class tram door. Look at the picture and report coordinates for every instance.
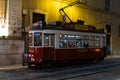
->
[43,34,55,61]
[44,34,55,47]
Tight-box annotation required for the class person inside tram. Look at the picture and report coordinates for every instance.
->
[83,42,89,48]
[59,42,63,48]
[76,41,82,47]
[34,33,42,46]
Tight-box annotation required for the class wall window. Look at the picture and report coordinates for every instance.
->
[105,0,111,10]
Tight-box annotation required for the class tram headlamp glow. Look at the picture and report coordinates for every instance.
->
[95,49,101,52]
[29,54,34,57]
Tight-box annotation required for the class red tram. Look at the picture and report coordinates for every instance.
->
[22,22,106,67]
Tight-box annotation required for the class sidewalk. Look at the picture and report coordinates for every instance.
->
[0,64,27,70]
[0,55,119,70]
[105,55,120,59]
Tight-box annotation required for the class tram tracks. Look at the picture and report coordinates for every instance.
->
[2,59,120,80]
[27,62,120,80]
[59,63,120,80]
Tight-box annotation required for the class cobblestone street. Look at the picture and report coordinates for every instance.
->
[66,68,120,80]
[0,56,119,80]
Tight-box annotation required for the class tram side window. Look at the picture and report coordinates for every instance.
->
[95,36,100,47]
[44,34,55,47]
[34,32,42,46]
[83,36,89,48]
[44,35,49,46]
[59,35,67,48]
[75,36,82,48]
[89,36,95,47]
[67,35,75,48]
[51,35,55,46]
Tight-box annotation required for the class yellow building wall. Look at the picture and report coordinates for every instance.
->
[24,0,113,30]
[23,0,106,29]
[0,0,5,17]
[23,0,120,56]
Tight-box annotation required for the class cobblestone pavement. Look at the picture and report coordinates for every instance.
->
[0,56,119,80]
[66,68,120,80]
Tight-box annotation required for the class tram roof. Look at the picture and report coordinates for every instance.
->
[30,24,105,34]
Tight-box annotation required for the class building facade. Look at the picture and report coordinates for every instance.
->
[22,0,120,57]
[0,0,120,65]
[0,0,23,65]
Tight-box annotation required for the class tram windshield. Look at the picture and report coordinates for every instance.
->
[29,32,42,46]
[34,32,42,46]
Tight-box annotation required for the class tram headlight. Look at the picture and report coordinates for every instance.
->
[29,54,35,61]
[95,49,101,52]
[29,54,34,58]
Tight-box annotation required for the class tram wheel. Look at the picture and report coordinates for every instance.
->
[28,62,32,68]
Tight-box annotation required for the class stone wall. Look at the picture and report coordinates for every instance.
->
[8,0,22,37]
[0,40,24,65]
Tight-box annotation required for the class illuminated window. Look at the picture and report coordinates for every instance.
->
[89,36,95,47]
[44,35,49,46]
[83,36,89,47]
[59,34,67,48]
[44,34,55,46]
[67,35,75,48]
[75,36,82,48]
[95,36,100,47]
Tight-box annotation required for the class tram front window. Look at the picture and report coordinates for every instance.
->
[34,32,42,46]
